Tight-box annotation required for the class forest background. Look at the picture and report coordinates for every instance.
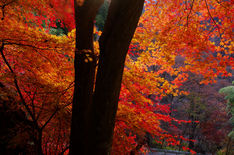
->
[0,0,233,154]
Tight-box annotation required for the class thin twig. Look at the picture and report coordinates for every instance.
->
[214,0,228,9]
[40,82,74,129]
[0,0,16,20]
[31,87,37,117]
[36,95,47,121]
[59,145,70,155]
[4,41,59,51]
[41,106,59,130]
[186,0,195,27]
[204,0,222,39]
[0,41,37,123]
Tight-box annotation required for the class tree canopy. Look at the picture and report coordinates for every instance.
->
[0,0,233,154]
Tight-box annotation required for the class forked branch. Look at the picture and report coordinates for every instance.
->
[204,0,222,39]
[0,41,37,124]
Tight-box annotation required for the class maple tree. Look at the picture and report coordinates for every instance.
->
[0,0,233,154]
[0,0,74,154]
[117,0,233,152]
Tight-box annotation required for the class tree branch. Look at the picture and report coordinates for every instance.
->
[41,81,74,129]
[204,0,222,39]
[0,0,16,20]
[59,145,70,155]
[41,106,59,130]
[186,0,195,27]
[0,41,37,123]
[31,88,37,117]
[36,95,47,121]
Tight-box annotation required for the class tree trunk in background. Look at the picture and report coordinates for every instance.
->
[70,0,145,154]
[91,0,144,154]
[69,0,103,154]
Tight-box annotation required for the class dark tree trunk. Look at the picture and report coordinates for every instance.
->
[70,0,145,154]
[35,130,43,155]
[69,0,103,154]
[90,0,144,154]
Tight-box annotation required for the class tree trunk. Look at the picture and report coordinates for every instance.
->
[70,0,145,154]
[35,130,43,155]
[69,0,103,154]
[90,0,145,154]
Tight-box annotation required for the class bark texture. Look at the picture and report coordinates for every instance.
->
[70,0,145,154]
[69,0,103,154]
[91,0,145,154]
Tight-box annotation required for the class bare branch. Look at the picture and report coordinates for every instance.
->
[30,88,37,116]
[36,95,47,121]
[4,41,60,51]
[59,145,70,155]
[186,0,195,27]
[204,0,222,39]
[41,106,59,130]
[215,0,228,9]
[0,41,37,123]
[0,0,16,20]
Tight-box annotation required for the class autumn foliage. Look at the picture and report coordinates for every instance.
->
[0,0,233,154]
